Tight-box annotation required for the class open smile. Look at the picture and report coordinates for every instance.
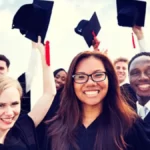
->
[83,90,100,97]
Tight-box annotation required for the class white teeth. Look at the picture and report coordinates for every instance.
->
[138,84,150,91]
[84,91,99,97]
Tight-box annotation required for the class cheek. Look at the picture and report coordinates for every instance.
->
[0,110,4,117]
[62,81,66,85]
[14,105,21,114]
[129,77,136,86]
[74,84,82,97]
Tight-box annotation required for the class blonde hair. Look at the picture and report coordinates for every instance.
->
[113,57,129,65]
[0,75,23,98]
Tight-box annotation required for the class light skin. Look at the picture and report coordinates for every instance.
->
[55,71,67,90]
[0,87,20,143]
[132,26,144,40]
[0,36,56,144]
[129,56,150,106]
[114,61,128,84]
[74,56,108,128]
[0,60,9,75]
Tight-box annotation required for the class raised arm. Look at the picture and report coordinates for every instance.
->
[28,36,56,127]
[132,26,146,52]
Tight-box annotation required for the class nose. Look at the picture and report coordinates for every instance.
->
[139,72,149,81]
[86,76,97,85]
[4,107,13,117]
[118,68,124,72]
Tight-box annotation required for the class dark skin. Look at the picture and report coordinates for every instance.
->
[129,56,150,106]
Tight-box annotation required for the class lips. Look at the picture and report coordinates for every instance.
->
[137,84,150,91]
[56,83,61,88]
[1,117,14,124]
[84,90,100,97]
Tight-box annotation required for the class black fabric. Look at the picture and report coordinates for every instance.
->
[12,0,54,43]
[43,115,150,150]
[36,90,62,150]
[144,112,150,124]
[116,0,147,27]
[18,73,31,115]
[0,115,39,150]
[124,118,150,150]
[75,12,101,47]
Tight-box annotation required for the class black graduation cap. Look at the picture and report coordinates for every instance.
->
[117,0,147,27]
[75,12,101,47]
[12,0,54,43]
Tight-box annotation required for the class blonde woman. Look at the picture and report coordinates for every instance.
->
[0,36,56,150]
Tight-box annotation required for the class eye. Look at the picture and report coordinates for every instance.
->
[94,72,104,78]
[116,66,120,70]
[130,70,140,76]
[146,68,150,76]
[77,75,86,79]
[0,104,5,108]
[12,102,19,106]
[74,74,87,81]
[61,77,66,81]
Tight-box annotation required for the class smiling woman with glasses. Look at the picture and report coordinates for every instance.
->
[45,51,150,150]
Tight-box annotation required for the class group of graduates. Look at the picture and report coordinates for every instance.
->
[0,0,150,150]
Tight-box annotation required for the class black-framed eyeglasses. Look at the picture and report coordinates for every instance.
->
[72,72,107,84]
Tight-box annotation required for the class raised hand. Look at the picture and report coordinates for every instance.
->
[132,26,144,40]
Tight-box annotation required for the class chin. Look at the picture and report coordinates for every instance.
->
[83,100,102,107]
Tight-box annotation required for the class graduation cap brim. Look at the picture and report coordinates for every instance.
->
[82,12,101,47]
[117,0,147,27]
[12,1,54,43]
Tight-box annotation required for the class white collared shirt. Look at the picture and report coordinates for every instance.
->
[136,100,150,119]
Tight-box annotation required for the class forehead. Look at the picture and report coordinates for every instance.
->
[0,87,20,103]
[56,70,66,77]
[76,56,105,73]
[129,56,150,71]
[0,60,7,67]
[115,61,128,67]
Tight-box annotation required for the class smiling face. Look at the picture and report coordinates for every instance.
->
[129,55,150,98]
[0,87,21,132]
[114,61,128,84]
[55,70,67,90]
[73,56,108,107]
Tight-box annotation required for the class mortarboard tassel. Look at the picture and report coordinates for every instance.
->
[92,31,96,38]
[132,33,136,49]
[45,41,50,66]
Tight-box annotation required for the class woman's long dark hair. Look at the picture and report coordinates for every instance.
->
[47,51,137,150]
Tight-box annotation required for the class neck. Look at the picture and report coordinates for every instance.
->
[82,103,102,128]
[0,129,9,144]
[119,80,125,86]
[137,95,150,106]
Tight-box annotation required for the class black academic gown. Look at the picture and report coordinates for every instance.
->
[144,112,150,123]
[36,87,63,150]
[121,84,150,123]
[18,73,31,115]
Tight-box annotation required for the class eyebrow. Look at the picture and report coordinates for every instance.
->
[76,69,106,74]
[0,101,20,105]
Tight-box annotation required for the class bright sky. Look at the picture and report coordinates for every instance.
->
[0,0,150,106]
